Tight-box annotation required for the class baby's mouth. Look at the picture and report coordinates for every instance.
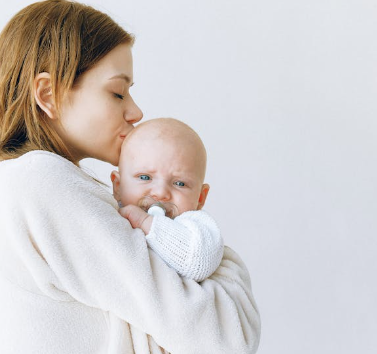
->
[138,196,178,219]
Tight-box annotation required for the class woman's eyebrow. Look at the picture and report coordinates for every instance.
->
[109,74,134,86]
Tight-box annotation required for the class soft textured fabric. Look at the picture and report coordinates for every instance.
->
[146,210,223,282]
[0,151,261,354]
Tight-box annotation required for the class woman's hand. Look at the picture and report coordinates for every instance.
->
[119,205,153,234]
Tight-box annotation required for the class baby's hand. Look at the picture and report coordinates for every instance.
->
[119,205,153,235]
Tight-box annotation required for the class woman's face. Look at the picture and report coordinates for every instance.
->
[57,44,143,166]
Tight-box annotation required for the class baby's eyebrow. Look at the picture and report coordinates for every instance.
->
[135,169,157,174]
[109,74,134,86]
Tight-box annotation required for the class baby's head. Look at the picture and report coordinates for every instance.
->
[111,118,209,215]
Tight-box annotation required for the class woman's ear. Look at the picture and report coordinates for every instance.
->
[197,183,210,210]
[34,72,58,119]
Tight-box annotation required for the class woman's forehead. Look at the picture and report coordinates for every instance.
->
[81,44,134,83]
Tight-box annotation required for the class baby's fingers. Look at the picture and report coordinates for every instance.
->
[119,205,149,229]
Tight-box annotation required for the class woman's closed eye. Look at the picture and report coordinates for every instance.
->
[113,93,125,100]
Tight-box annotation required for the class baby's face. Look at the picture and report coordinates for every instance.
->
[115,133,208,215]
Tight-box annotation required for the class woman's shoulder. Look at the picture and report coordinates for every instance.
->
[1,150,80,175]
[0,150,112,202]
[1,150,94,182]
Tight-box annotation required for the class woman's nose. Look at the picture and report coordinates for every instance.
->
[124,96,143,124]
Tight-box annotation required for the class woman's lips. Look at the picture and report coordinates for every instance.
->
[120,128,134,140]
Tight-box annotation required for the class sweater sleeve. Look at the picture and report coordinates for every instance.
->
[146,211,224,282]
[0,152,260,354]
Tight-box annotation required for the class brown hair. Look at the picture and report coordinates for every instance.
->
[0,0,134,162]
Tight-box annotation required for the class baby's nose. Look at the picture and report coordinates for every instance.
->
[151,183,171,201]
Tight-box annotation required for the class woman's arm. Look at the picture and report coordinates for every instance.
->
[120,204,224,282]
[1,151,260,354]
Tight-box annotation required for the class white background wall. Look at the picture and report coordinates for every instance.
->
[2,1,377,353]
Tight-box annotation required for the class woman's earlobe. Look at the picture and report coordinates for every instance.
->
[34,72,58,119]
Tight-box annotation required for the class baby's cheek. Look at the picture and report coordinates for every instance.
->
[122,190,143,207]
[178,198,198,213]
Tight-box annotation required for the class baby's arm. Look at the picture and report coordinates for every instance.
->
[119,205,224,282]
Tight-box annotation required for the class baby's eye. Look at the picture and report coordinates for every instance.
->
[139,175,151,181]
[174,181,185,187]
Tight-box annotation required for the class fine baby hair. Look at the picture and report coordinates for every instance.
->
[115,117,209,215]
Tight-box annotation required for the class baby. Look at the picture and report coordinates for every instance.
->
[111,118,223,281]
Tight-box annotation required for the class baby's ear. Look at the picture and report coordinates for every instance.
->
[110,171,121,201]
[197,183,210,210]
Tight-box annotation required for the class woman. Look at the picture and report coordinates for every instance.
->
[0,1,260,353]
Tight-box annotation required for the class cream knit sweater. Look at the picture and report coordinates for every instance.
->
[0,151,260,354]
